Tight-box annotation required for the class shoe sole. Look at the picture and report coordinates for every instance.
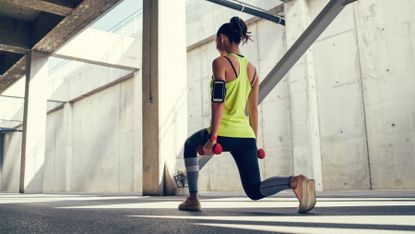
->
[178,206,201,211]
[298,179,316,214]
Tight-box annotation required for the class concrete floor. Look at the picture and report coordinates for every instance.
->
[0,191,414,233]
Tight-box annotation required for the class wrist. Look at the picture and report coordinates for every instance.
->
[210,134,217,143]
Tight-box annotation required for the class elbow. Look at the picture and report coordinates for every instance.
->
[249,107,258,115]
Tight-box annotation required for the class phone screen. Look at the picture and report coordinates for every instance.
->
[212,81,225,102]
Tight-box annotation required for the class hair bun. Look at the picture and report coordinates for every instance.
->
[229,17,246,36]
[229,16,251,44]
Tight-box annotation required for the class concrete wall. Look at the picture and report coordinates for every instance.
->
[50,77,139,193]
[0,75,141,193]
[0,22,142,193]
[284,0,415,190]
[355,0,415,189]
[185,0,415,192]
[0,132,21,192]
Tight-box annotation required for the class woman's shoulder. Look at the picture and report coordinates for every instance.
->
[212,56,228,63]
[212,56,229,69]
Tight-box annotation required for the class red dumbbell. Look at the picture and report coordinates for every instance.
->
[197,143,223,156]
[257,149,266,159]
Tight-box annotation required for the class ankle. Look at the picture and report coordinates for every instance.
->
[189,192,199,199]
[290,176,297,189]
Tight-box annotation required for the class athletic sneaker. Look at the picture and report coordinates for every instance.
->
[297,178,317,214]
[178,196,201,211]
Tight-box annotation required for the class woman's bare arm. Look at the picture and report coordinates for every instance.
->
[248,67,259,138]
[210,57,226,138]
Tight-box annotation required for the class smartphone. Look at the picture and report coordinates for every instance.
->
[212,80,226,103]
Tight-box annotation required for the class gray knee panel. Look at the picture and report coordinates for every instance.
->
[260,176,291,197]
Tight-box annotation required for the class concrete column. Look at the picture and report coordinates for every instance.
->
[63,103,72,191]
[133,71,143,194]
[0,132,4,188]
[142,0,187,195]
[20,50,49,193]
[285,0,323,190]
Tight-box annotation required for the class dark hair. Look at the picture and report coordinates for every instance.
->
[217,16,251,45]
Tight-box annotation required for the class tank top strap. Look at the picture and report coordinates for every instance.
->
[223,56,238,78]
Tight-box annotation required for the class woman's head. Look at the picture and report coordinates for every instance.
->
[216,16,251,52]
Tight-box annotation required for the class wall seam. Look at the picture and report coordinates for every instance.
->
[352,3,372,190]
[283,3,295,176]
[255,22,266,177]
[118,82,122,192]
[302,0,323,191]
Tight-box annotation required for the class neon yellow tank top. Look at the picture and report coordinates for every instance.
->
[208,53,255,138]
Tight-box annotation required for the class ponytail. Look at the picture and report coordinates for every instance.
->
[217,16,252,45]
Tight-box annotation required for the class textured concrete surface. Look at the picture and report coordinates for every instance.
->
[0,191,414,233]
[1,0,415,195]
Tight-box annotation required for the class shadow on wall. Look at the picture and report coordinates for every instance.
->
[41,37,141,193]
[158,86,188,195]
[0,132,22,192]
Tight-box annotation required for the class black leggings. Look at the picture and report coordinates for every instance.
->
[184,129,290,200]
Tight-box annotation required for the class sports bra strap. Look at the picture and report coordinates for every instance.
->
[223,56,238,78]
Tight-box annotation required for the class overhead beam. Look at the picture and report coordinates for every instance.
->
[0,56,25,94]
[52,53,139,72]
[0,16,31,54]
[33,0,123,53]
[32,13,65,47]
[259,0,355,102]
[206,0,285,26]
[187,4,284,52]
[0,0,123,94]
[0,44,28,55]
[0,128,22,133]
[2,0,74,16]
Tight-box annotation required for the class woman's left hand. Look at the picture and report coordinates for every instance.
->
[201,139,215,155]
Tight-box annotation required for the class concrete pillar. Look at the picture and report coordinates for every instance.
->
[20,50,49,193]
[63,103,72,191]
[133,71,142,194]
[142,0,187,195]
[285,0,323,190]
[0,132,4,188]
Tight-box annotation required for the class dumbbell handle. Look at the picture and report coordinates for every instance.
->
[257,149,266,159]
[198,143,222,156]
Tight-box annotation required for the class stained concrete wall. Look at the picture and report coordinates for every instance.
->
[355,0,415,189]
[285,0,415,190]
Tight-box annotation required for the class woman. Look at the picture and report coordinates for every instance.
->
[179,16,316,213]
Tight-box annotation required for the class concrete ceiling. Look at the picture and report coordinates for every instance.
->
[0,0,123,93]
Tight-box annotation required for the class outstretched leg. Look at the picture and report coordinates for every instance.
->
[230,149,291,200]
[231,148,316,213]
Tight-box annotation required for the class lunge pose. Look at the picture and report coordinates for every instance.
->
[179,16,316,213]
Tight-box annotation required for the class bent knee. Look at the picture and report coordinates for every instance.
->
[184,140,197,158]
[245,189,263,201]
